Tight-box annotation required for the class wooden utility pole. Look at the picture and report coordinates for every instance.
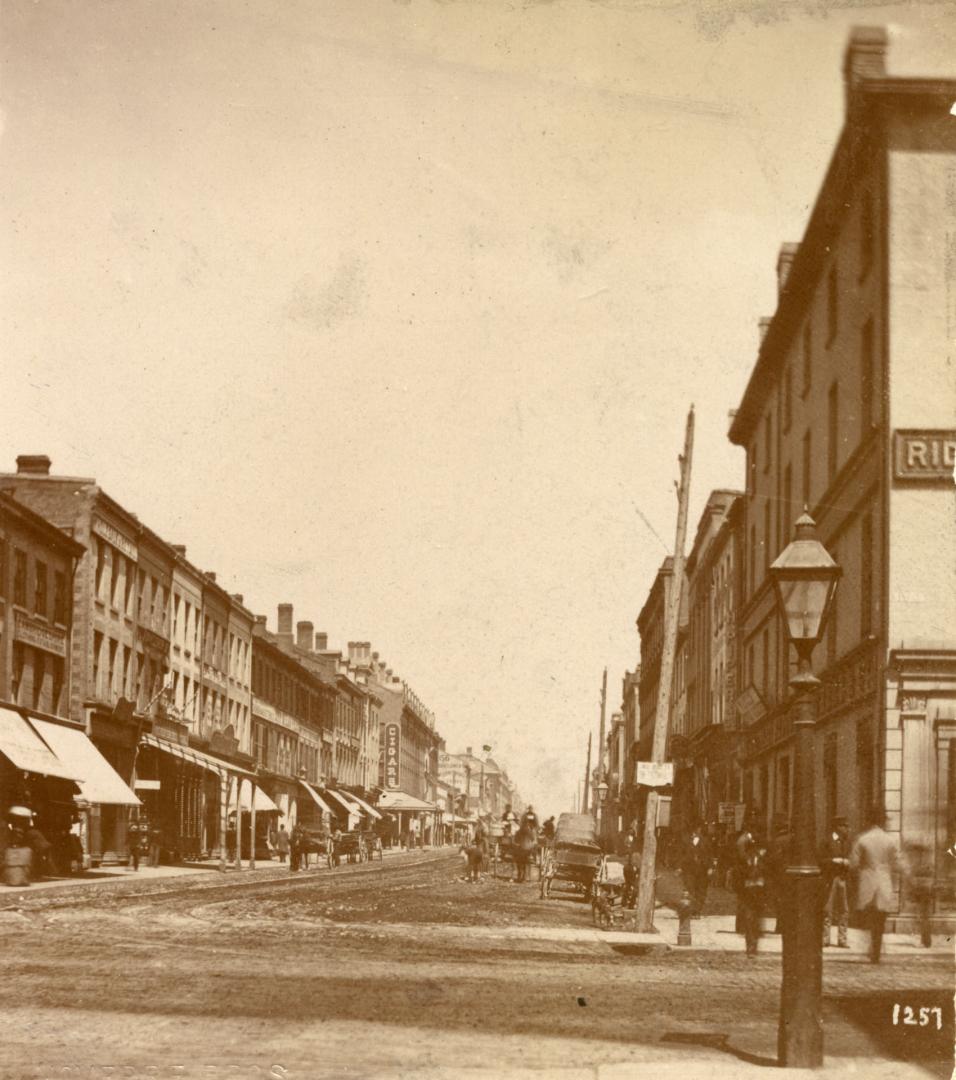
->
[634,406,695,932]
[595,668,608,825]
[582,732,592,814]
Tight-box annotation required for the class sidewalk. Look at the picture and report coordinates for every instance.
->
[0,844,436,907]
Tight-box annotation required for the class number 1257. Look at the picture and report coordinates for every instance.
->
[893,1004,943,1029]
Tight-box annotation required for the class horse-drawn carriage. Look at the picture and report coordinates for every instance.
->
[539,813,605,900]
[298,829,334,869]
[333,830,368,864]
[488,820,545,880]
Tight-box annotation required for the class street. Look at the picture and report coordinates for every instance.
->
[1,851,951,1080]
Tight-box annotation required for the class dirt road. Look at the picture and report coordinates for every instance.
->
[1,851,951,1080]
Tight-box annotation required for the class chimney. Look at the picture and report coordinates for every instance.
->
[204,571,217,584]
[296,621,314,650]
[277,603,294,646]
[776,242,799,296]
[254,614,267,627]
[231,594,244,605]
[16,455,51,476]
[758,316,772,344]
[315,632,328,651]
[466,746,472,756]
[171,544,187,557]
[843,26,887,107]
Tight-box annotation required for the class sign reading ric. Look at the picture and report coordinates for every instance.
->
[384,722,401,790]
[893,430,956,483]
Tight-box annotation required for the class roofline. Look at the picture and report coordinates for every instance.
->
[729,75,956,446]
[0,492,86,557]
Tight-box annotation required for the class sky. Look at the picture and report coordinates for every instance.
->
[2,0,955,817]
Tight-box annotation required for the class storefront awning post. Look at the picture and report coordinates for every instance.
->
[219,771,228,873]
[234,776,242,871]
[250,780,257,871]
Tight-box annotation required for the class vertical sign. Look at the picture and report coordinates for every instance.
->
[384,722,401,790]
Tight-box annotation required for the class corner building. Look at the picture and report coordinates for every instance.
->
[728,28,956,929]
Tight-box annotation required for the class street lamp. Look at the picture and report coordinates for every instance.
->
[769,512,841,1069]
[596,779,609,840]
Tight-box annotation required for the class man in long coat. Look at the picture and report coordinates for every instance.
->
[679,826,713,917]
[850,810,900,963]
[819,816,851,947]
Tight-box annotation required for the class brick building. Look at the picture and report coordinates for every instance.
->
[727,28,956,928]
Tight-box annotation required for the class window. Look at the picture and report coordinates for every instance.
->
[159,584,168,627]
[124,558,135,615]
[13,548,27,606]
[826,544,839,665]
[52,657,65,715]
[122,646,132,697]
[761,627,769,695]
[137,569,146,619]
[860,188,874,278]
[93,630,104,697]
[801,321,812,397]
[826,264,838,345]
[861,319,875,430]
[94,538,106,600]
[172,595,180,642]
[827,381,839,484]
[149,576,158,621]
[763,499,772,572]
[109,548,122,608]
[856,717,874,823]
[783,365,792,433]
[861,513,874,637]
[0,536,7,598]
[34,560,48,618]
[32,650,45,709]
[107,638,118,697]
[782,464,792,550]
[12,643,24,701]
[53,570,68,624]
[134,651,143,705]
[763,411,772,472]
[802,430,812,512]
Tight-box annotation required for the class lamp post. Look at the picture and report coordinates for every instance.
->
[769,513,841,1069]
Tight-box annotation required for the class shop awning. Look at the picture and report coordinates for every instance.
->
[0,707,81,782]
[228,777,279,813]
[377,790,437,813]
[299,781,334,816]
[323,787,362,817]
[29,718,140,806]
[140,733,256,779]
[344,790,382,820]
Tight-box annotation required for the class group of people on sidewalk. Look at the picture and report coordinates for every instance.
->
[673,807,937,961]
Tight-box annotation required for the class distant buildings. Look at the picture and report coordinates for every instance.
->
[0,457,521,865]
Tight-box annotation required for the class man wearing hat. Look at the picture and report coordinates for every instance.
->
[820,815,851,947]
[767,814,791,935]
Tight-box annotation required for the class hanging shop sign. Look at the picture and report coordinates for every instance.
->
[636,761,674,787]
[384,722,401,790]
[134,779,161,791]
[893,430,956,483]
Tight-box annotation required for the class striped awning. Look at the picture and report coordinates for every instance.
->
[343,790,382,820]
[30,718,139,806]
[0,707,80,782]
[300,780,334,815]
[140,733,255,779]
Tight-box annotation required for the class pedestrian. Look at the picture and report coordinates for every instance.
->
[148,823,162,868]
[850,808,900,964]
[622,848,640,908]
[679,825,713,917]
[409,817,420,850]
[542,816,556,843]
[501,804,518,838]
[738,828,769,957]
[474,819,489,873]
[127,818,143,872]
[290,823,306,872]
[276,824,290,864]
[521,805,539,833]
[225,818,237,864]
[819,816,851,948]
[903,838,934,948]
[512,823,535,883]
[463,843,483,883]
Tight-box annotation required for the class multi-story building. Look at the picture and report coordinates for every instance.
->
[728,28,956,928]
[674,491,744,829]
[250,618,334,830]
[0,455,257,864]
[618,666,641,834]
[0,491,139,856]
